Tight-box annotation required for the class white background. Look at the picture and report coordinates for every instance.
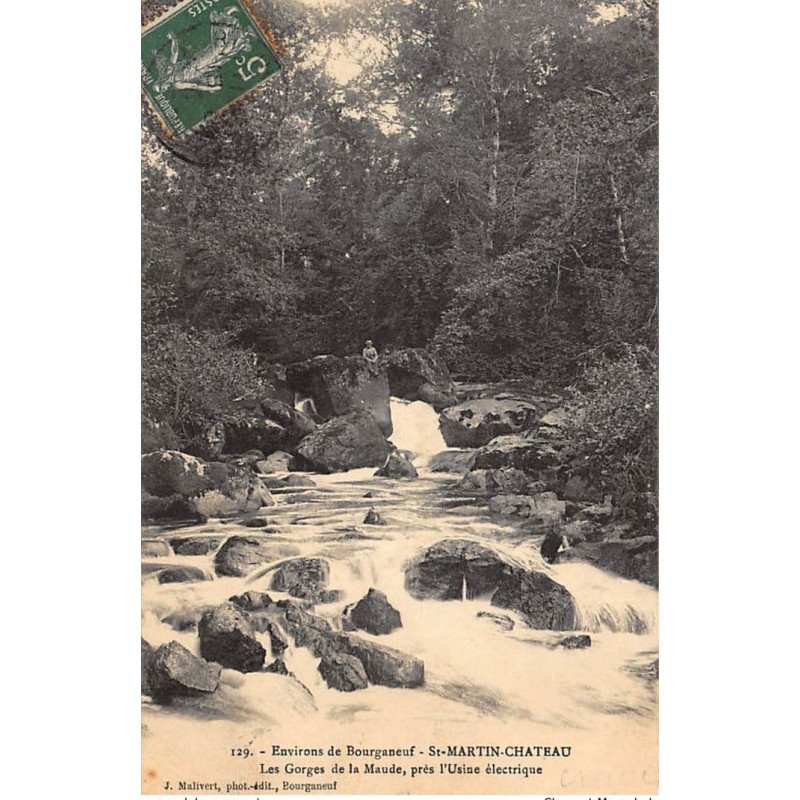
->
[2,1,798,798]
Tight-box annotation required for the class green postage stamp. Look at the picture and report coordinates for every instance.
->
[141,0,282,136]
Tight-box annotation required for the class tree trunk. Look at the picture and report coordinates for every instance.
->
[485,55,500,263]
[278,190,286,271]
[607,162,630,268]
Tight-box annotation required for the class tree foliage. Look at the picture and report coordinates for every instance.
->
[142,0,659,435]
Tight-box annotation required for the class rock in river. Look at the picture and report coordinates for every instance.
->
[318,653,369,692]
[142,450,212,498]
[558,634,592,649]
[280,604,423,688]
[458,468,531,494]
[214,535,301,578]
[286,355,393,436]
[404,539,514,600]
[222,417,285,457]
[363,507,387,525]
[349,588,402,635]
[375,451,418,479]
[491,570,576,631]
[382,347,457,411]
[342,633,423,688]
[427,450,476,474]
[157,565,210,584]
[557,538,658,587]
[229,591,274,611]
[296,411,392,473]
[198,602,267,673]
[270,557,330,599]
[146,641,221,703]
[260,398,318,450]
[169,535,225,556]
[142,451,274,521]
[439,398,540,448]
[488,492,565,522]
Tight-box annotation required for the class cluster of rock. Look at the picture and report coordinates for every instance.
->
[427,391,658,587]
[141,586,419,704]
[403,538,576,630]
[141,450,274,522]
[142,349,456,511]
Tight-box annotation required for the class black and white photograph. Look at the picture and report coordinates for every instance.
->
[139,0,659,793]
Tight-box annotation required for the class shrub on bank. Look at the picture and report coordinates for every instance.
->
[562,345,657,524]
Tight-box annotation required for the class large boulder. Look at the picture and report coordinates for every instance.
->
[382,348,457,410]
[318,653,369,692]
[537,407,573,438]
[467,412,604,502]
[157,565,211,584]
[439,399,540,448]
[471,433,564,473]
[142,452,274,521]
[270,558,330,599]
[192,461,274,518]
[349,589,402,635]
[488,492,566,522]
[142,451,212,498]
[469,433,596,500]
[491,570,576,630]
[557,538,658,587]
[259,399,317,450]
[214,536,301,578]
[286,355,392,436]
[458,468,532,494]
[341,634,424,688]
[296,411,392,473]
[279,603,423,688]
[142,417,180,454]
[169,535,225,556]
[404,539,514,600]
[198,602,267,672]
[375,451,418,479]
[146,641,221,703]
[223,417,285,456]
[427,450,476,473]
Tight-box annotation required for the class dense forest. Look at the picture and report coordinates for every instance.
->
[142,0,657,506]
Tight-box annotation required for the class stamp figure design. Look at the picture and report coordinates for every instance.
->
[141,0,282,136]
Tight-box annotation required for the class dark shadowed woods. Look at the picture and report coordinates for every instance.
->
[142,0,658,516]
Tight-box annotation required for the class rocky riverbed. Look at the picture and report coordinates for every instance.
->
[142,404,657,749]
[142,355,657,780]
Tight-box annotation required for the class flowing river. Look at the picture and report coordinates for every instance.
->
[142,399,658,789]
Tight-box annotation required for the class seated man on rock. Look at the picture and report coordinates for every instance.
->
[362,339,378,363]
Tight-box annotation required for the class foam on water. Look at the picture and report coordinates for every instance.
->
[142,400,658,741]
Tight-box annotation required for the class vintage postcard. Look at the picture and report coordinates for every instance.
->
[141,0,659,794]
